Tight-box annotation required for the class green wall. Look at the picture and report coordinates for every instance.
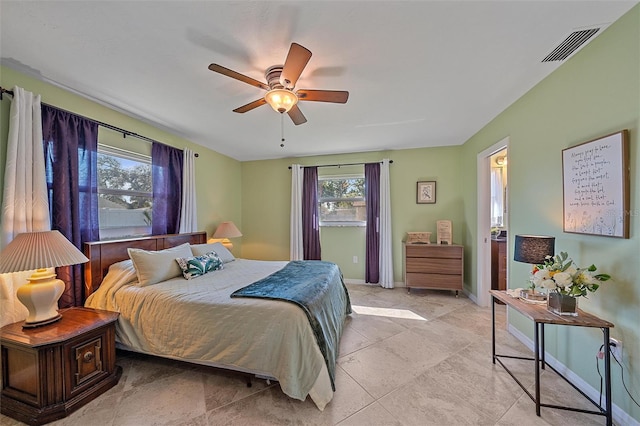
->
[460,5,639,422]
[0,66,242,243]
[1,4,638,421]
[241,146,464,283]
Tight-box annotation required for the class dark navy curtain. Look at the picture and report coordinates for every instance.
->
[151,142,183,235]
[42,105,99,307]
[302,166,321,260]
[365,163,380,283]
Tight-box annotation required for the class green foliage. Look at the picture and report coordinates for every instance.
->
[320,178,364,199]
[531,251,611,297]
[98,153,152,209]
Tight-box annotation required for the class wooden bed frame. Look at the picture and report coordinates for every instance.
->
[83,231,207,300]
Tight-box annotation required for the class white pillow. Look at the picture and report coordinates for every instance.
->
[190,242,236,263]
[127,243,193,287]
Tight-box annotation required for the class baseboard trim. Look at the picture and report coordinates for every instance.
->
[343,279,405,287]
[463,287,477,304]
[507,324,638,426]
[343,279,366,285]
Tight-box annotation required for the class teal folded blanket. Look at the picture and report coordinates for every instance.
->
[230,260,351,391]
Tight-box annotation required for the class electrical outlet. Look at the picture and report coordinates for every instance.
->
[352,256,358,264]
[609,338,622,360]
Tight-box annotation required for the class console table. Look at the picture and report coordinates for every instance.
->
[490,290,614,425]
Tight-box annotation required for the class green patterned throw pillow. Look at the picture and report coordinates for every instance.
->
[175,251,223,280]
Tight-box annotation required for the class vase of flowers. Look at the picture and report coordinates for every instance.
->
[547,292,578,316]
[529,252,611,316]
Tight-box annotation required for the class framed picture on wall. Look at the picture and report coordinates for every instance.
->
[562,129,629,238]
[417,181,436,204]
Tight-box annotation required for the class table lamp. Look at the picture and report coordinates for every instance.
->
[514,234,555,299]
[0,230,89,327]
[210,221,243,251]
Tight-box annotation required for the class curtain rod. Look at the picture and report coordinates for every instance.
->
[0,86,198,157]
[288,160,393,170]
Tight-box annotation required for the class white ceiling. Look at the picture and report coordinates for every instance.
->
[1,1,637,161]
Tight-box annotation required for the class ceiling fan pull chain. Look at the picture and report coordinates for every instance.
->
[280,112,285,147]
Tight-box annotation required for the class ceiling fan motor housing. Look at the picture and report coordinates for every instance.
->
[265,65,286,90]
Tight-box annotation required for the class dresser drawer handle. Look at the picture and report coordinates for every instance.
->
[83,352,94,363]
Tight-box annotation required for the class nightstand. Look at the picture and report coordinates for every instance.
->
[1,307,121,425]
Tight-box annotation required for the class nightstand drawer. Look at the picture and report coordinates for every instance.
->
[65,329,109,397]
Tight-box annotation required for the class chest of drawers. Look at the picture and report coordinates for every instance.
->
[403,243,464,294]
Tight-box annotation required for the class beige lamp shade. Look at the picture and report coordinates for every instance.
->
[211,222,242,251]
[0,230,89,327]
[0,230,89,273]
[213,222,243,239]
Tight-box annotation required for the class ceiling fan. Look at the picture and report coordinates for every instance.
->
[208,43,349,125]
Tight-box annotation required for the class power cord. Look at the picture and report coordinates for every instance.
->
[610,348,640,408]
[595,337,640,409]
[596,343,604,407]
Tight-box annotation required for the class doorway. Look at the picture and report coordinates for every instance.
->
[476,137,509,307]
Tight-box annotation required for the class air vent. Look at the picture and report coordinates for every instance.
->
[542,28,600,62]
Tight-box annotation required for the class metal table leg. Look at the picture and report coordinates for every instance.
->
[540,323,545,370]
[534,322,541,416]
[492,296,496,364]
[604,327,612,426]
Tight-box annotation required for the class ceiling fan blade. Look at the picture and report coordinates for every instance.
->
[233,98,267,113]
[280,43,312,89]
[208,63,269,91]
[287,104,307,125]
[297,89,349,104]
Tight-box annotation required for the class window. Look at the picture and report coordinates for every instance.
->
[318,176,366,226]
[97,144,153,239]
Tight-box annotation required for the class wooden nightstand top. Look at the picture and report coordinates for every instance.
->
[0,307,119,347]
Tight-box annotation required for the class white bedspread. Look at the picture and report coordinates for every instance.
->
[85,258,334,409]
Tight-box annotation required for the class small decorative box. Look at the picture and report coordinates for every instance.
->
[406,232,432,244]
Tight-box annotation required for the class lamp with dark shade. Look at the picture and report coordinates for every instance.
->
[513,234,555,300]
[0,230,89,327]
[514,235,555,265]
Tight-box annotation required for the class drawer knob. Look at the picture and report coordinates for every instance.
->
[83,351,94,363]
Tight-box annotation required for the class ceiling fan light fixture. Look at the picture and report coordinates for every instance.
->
[264,89,298,113]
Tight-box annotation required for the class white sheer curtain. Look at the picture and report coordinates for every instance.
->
[0,86,51,326]
[379,159,394,288]
[290,164,303,260]
[178,148,198,233]
[490,168,504,227]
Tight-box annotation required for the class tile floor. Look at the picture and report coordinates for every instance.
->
[1,284,610,425]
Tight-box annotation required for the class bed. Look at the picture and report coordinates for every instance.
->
[83,232,351,410]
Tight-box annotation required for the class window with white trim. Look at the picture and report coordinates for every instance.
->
[97,144,153,239]
[318,176,366,227]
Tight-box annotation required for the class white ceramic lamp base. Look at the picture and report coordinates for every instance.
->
[16,269,65,328]
[220,239,233,251]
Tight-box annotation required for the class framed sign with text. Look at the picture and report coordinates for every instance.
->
[562,130,629,238]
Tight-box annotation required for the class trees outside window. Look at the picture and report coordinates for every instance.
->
[97,145,153,239]
[318,177,366,226]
